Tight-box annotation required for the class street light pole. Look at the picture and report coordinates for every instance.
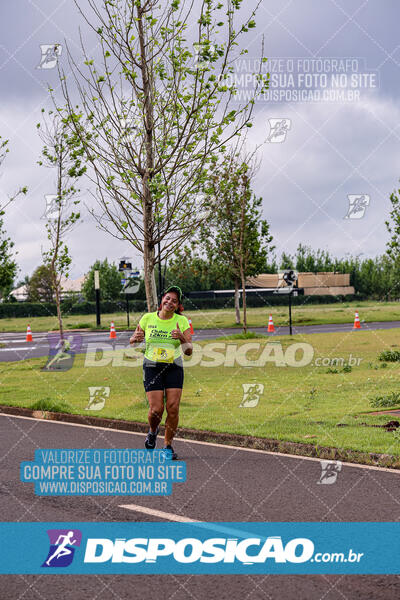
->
[282,269,297,336]
[94,270,101,326]
[125,294,130,328]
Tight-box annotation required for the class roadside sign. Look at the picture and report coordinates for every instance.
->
[122,270,142,295]
[119,259,132,271]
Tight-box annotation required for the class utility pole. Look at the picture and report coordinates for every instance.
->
[94,270,101,326]
[283,269,298,336]
[119,257,142,328]
[125,295,130,328]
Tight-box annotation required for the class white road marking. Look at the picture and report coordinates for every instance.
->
[118,504,270,542]
[1,412,399,474]
[1,339,46,343]
[0,347,38,351]
[119,505,200,522]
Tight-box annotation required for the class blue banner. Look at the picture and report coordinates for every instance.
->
[20,449,186,496]
[0,522,399,574]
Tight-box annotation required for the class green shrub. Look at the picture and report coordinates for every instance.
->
[220,332,259,340]
[378,349,400,362]
[30,398,71,413]
[370,392,400,408]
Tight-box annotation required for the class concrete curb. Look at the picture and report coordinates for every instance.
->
[1,404,399,469]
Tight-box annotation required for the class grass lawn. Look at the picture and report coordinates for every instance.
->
[1,299,400,333]
[2,328,400,456]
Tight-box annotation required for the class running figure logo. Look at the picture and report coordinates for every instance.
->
[42,529,82,567]
[193,42,217,70]
[344,194,370,219]
[317,460,342,484]
[42,333,82,372]
[240,383,264,408]
[267,118,291,143]
[37,44,62,70]
[85,386,110,411]
[42,194,63,221]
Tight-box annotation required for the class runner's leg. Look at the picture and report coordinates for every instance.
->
[146,390,164,432]
[164,388,182,445]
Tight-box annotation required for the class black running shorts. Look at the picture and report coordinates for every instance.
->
[143,359,184,392]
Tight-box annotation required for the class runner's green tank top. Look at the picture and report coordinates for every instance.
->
[139,311,190,363]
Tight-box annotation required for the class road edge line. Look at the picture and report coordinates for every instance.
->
[1,405,400,472]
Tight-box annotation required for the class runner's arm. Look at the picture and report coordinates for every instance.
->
[129,324,145,345]
[176,326,192,356]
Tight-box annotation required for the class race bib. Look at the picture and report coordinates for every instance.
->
[151,346,174,363]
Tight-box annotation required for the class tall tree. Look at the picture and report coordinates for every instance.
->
[37,111,85,339]
[169,244,235,294]
[0,219,18,300]
[82,259,123,301]
[194,152,274,332]
[59,0,267,311]
[26,265,54,302]
[279,252,295,270]
[0,135,28,299]
[385,185,400,297]
[295,243,334,273]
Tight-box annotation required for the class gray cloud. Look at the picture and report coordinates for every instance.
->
[0,0,399,279]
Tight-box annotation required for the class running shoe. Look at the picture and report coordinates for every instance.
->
[161,445,177,460]
[145,426,159,449]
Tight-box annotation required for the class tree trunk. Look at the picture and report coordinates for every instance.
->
[143,241,158,312]
[240,265,247,334]
[137,1,157,313]
[239,179,247,334]
[143,173,157,311]
[54,279,64,341]
[53,153,63,340]
[234,278,241,324]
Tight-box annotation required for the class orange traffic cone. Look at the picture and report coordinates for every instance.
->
[109,321,117,339]
[353,311,361,329]
[188,318,194,334]
[267,314,275,333]
[26,324,33,342]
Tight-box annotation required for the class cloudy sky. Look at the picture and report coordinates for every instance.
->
[0,0,399,280]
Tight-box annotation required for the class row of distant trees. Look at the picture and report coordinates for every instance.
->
[14,259,125,303]
[168,243,400,302]
[7,238,400,311]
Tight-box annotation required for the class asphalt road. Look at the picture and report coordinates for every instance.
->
[1,414,400,599]
[1,319,400,362]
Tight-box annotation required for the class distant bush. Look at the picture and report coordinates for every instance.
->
[370,392,400,408]
[0,300,147,318]
[30,398,71,413]
[378,350,400,362]
[220,332,259,340]
[0,294,365,319]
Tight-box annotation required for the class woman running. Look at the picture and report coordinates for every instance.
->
[130,285,193,460]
